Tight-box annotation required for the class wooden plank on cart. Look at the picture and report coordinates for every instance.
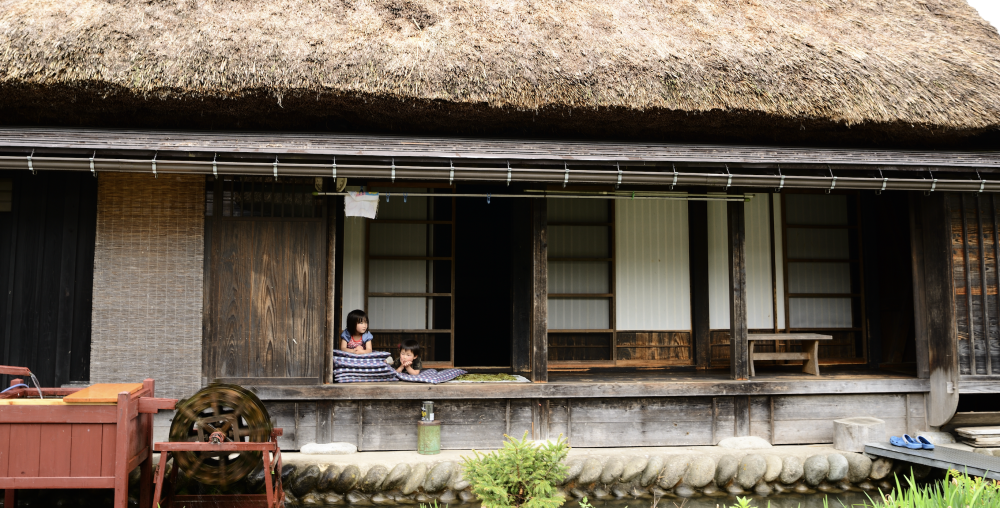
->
[63,384,143,404]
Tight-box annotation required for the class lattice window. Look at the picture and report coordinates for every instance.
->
[207,176,324,219]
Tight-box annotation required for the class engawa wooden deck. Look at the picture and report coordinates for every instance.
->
[249,369,927,400]
[865,443,1000,480]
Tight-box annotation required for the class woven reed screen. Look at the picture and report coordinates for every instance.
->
[90,174,204,399]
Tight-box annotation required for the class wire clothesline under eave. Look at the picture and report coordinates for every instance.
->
[315,191,753,202]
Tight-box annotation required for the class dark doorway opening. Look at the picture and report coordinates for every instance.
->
[454,185,514,367]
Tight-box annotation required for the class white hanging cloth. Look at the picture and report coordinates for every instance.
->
[344,191,380,219]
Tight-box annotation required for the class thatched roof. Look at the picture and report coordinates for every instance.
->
[1,0,999,146]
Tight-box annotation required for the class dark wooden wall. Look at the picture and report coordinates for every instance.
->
[946,193,1000,376]
[0,171,97,387]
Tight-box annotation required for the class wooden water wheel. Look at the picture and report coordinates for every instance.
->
[168,383,273,486]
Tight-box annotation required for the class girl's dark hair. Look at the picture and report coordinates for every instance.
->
[399,338,421,357]
[346,309,368,335]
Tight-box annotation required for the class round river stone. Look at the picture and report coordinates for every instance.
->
[715,455,739,487]
[291,465,321,497]
[763,455,782,482]
[803,455,829,486]
[683,456,716,488]
[423,462,454,493]
[780,456,803,484]
[360,465,389,493]
[735,454,766,489]
[640,456,665,487]
[621,456,648,483]
[843,452,872,483]
[577,458,603,484]
[600,457,625,484]
[658,455,690,489]
[383,464,410,491]
[401,463,428,495]
[826,454,848,482]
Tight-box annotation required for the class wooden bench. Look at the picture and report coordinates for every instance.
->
[748,333,833,376]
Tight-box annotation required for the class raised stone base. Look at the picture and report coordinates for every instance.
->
[265,447,912,505]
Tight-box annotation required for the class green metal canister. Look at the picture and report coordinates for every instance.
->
[417,420,441,455]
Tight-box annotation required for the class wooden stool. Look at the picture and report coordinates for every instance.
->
[748,333,833,376]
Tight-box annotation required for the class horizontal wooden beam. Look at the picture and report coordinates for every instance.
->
[250,377,931,400]
[752,352,811,361]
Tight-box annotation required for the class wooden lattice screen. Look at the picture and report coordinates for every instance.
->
[949,193,1000,376]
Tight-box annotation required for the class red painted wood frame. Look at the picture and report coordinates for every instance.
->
[152,428,285,508]
[0,378,173,508]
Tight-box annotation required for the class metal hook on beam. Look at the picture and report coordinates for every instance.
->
[978,170,986,193]
[776,165,784,192]
[725,165,732,190]
[507,160,512,186]
[273,156,278,180]
[563,163,570,188]
[449,160,454,186]
[826,166,836,194]
[212,153,218,179]
[616,162,622,189]
[27,149,34,175]
[152,152,158,178]
[876,167,887,195]
[391,158,396,183]
[671,164,678,190]
[90,151,97,178]
[332,156,337,180]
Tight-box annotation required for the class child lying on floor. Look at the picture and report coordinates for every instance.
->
[393,339,422,375]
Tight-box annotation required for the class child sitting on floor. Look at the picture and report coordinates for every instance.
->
[393,339,423,375]
[340,309,374,354]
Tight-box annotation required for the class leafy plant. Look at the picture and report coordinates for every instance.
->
[869,468,1000,507]
[462,432,569,508]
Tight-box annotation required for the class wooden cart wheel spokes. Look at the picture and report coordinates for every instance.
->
[169,383,273,486]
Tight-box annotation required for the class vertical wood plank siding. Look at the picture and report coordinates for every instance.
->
[708,194,775,329]
[90,173,203,399]
[949,193,1000,376]
[286,393,925,450]
[0,172,97,387]
[615,199,690,330]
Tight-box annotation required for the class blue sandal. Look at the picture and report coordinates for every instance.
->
[917,435,934,450]
[903,434,923,449]
[890,436,907,447]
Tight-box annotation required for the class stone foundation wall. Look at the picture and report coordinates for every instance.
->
[268,451,921,506]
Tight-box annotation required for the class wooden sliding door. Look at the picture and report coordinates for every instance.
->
[205,176,326,385]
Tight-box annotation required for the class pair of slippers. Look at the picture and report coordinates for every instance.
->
[890,434,934,450]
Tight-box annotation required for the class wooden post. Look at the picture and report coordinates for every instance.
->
[915,193,959,426]
[728,199,750,381]
[325,194,339,385]
[530,199,548,383]
[689,199,711,369]
[511,199,532,374]
[139,380,154,508]
[910,194,930,380]
[114,391,130,508]
[734,395,750,438]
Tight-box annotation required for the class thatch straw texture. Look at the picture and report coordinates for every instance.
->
[1,0,999,142]
[90,173,204,399]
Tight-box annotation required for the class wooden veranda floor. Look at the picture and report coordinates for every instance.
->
[250,367,927,401]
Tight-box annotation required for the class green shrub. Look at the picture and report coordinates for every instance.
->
[462,432,569,508]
